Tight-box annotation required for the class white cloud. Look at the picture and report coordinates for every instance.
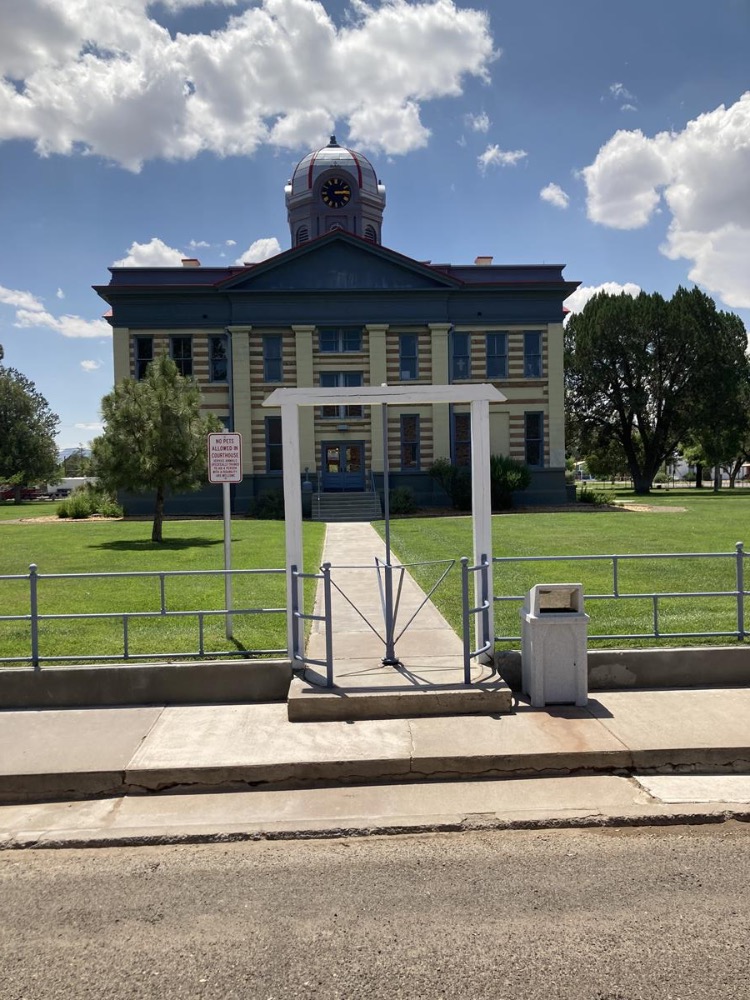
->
[235,237,282,264]
[56,287,65,299]
[464,110,490,133]
[0,283,109,339]
[582,92,750,308]
[540,182,569,209]
[189,239,211,249]
[608,82,637,112]
[225,239,237,246]
[80,359,103,372]
[0,0,496,169]
[113,237,185,266]
[564,281,641,318]
[74,421,104,432]
[478,144,527,173]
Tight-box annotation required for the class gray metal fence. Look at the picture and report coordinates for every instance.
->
[1,563,287,669]
[493,542,748,644]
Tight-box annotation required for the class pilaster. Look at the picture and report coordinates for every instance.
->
[292,326,316,470]
[367,324,388,472]
[227,326,252,472]
[429,323,452,461]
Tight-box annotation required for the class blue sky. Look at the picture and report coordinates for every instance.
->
[1,0,748,449]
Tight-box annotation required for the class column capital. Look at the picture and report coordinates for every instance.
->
[226,325,252,334]
[428,323,452,337]
[291,325,316,334]
[365,324,389,333]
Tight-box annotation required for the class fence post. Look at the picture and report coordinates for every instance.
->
[290,565,299,662]
[322,562,334,688]
[29,563,39,671]
[736,542,745,641]
[460,557,471,684]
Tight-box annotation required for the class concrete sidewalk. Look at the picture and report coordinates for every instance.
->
[1,688,749,808]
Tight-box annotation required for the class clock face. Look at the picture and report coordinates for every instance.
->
[321,176,352,208]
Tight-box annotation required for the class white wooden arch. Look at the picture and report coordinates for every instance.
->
[263,383,506,656]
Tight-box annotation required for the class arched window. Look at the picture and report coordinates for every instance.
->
[364,224,377,243]
[296,226,309,246]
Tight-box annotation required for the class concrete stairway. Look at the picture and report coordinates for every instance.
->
[312,491,382,522]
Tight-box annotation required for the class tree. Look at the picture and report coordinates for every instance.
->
[92,355,222,542]
[0,364,60,501]
[565,287,750,495]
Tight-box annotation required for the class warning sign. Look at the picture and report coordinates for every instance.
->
[208,432,243,484]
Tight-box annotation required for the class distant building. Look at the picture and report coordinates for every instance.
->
[95,136,578,516]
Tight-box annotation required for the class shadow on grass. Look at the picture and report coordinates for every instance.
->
[91,537,224,551]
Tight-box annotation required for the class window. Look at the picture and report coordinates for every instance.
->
[453,411,471,467]
[134,337,153,380]
[400,414,420,470]
[524,331,542,378]
[170,336,192,377]
[296,226,309,246]
[486,332,508,379]
[525,411,544,467]
[263,336,283,382]
[320,371,363,418]
[265,416,283,472]
[209,335,228,382]
[319,327,362,352]
[399,334,418,381]
[364,224,377,243]
[451,332,470,380]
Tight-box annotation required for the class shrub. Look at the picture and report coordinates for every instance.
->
[653,471,669,484]
[389,487,417,515]
[490,454,531,510]
[57,485,122,519]
[249,489,285,520]
[578,486,610,506]
[428,459,471,511]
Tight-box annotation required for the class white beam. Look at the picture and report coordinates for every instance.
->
[280,402,303,657]
[470,398,494,652]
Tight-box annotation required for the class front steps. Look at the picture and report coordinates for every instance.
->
[312,490,382,522]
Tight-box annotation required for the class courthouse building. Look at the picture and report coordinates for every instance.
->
[95,136,578,516]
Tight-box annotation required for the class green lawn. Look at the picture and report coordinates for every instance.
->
[375,489,750,649]
[0,518,325,664]
[0,500,60,521]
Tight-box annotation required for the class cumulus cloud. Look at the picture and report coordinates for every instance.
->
[0,283,110,338]
[540,182,569,209]
[56,287,65,299]
[478,144,527,173]
[113,237,185,266]
[581,92,750,308]
[235,237,282,264]
[80,359,103,372]
[564,281,641,319]
[0,0,496,170]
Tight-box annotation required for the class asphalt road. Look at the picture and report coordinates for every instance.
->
[1,823,749,1000]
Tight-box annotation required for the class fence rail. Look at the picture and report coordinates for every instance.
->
[1,563,286,669]
[493,542,748,644]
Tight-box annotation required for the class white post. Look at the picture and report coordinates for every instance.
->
[280,402,303,657]
[470,398,494,650]
[223,480,233,639]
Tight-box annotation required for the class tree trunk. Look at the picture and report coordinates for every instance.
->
[152,486,165,543]
[12,485,22,504]
[632,473,652,495]
[713,467,721,492]
[695,463,703,488]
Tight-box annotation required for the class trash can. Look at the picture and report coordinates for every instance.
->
[520,584,589,707]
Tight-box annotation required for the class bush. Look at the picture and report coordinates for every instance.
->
[428,459,471,511]
[653,471,669,484]
[578,486,610,506]
[389,487,417,515]
[57,485,122,519]
[249,489,285,520]
[490,454,531,510]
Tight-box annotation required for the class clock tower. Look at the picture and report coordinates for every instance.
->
[285,135,386,247]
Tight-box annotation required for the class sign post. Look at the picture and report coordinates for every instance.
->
[208,432,243,639]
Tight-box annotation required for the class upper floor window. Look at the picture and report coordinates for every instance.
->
[319,327,362,353]
[400,413,420,470]
[451,332,470,380]
[134,336,153,380]
[364,224,378,243]
[320,371,363,418]
[486,332,508,379]
[263,335,283,382]
[296,226,309,246]
[209,335,228,382]
[525,411,544,467]
[170,336,192,377]
[399,334,418,380]
[524,331,543,378]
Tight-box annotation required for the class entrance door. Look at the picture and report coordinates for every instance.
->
[321,441,365,491]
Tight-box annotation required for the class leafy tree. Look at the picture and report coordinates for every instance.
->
[489,454,531,509]
[0,364,60,502]
[565,287,750,495]
[582,430,632,482]
[92,355,222,542]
